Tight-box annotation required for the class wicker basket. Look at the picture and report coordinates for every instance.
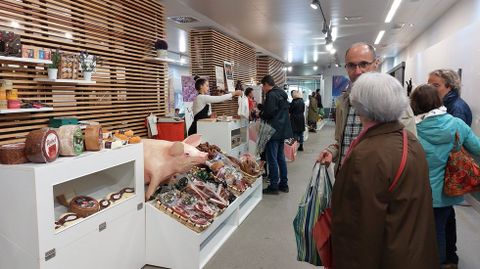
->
[241,171,262,185]
[69,196,100,218]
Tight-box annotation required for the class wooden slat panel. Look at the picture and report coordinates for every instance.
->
[0,0,167,145]
[256,55,286,86]
[190,29,256,116]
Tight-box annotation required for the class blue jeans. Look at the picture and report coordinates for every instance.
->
[434,206,453,264]
[293,131,304,144]
[266,139,288,189]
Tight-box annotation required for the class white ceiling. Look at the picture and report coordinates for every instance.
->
[162,0,458,68]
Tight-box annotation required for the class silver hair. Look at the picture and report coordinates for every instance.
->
[350,72,408,123]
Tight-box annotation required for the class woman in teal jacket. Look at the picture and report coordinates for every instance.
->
[410,84,480,267]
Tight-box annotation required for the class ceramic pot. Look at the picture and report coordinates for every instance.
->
[48,68,58,80]
[83,71,92,81]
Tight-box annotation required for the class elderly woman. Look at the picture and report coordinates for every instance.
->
[289,90,305,151]
[411,84,480,268]
[331,73,439,269]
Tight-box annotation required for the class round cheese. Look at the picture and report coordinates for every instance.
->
[25,128,59,163]
[0,143,28,164]
[85,125,102,151]
[58,125,84,156]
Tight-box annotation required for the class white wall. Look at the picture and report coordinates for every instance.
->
[169,65,191,112]
[393,0,480,134]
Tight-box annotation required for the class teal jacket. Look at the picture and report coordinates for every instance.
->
[416,113,480,208]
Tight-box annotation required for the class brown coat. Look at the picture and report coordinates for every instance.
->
[331,122,439,269]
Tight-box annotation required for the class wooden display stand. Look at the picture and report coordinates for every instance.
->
[197,119,248,158]
[0,144,145,269]
[145,178,262,269]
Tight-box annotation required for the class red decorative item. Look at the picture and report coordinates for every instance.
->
[444,132,480,196]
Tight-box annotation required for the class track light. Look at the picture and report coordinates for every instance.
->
[310,0,319,10]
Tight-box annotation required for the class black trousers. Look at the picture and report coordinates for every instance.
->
[445,208,459,264]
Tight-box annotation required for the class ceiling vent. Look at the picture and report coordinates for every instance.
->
[392,23,405,30]
[168,16,199,24]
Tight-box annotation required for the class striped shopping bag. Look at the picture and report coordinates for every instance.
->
[293,163,332,266]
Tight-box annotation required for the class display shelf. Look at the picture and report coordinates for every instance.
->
[0,144,145,269]
[33,78,96,84]
[0,107,53,114]
[197,119,249,157]
[146,178,262,269]
[0,55,52,64]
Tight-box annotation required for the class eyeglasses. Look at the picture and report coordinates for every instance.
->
[345,60,376,70]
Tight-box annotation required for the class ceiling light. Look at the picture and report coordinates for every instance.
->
[10,20,20,28]
[65,32,73,39]
[331,27,337,41]
[329,48,336,54]
[335,64,339,68]
[288,66,293,72]
[313,47,318,62]
[310,0,319,10]
[326,43,333,51]
[179,30,187,53]
[385,0,402,23]
[313,66,318,71]
[374,30,386,45]
[287,49,293,63]
[344,16,363,21]
[282,67,287,71]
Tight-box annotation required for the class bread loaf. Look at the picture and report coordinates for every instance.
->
[25,128,59,163]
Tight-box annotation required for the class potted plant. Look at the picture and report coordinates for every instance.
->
[79,50,100,81]
[155,39,168,58]
[47,49,61,80]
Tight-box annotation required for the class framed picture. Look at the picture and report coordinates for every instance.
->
[215,66,225,91]
[224,61,234,92]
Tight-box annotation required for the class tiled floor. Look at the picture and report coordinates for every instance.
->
[144,122,480,269]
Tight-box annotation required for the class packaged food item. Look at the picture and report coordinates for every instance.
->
[58,125,84,156]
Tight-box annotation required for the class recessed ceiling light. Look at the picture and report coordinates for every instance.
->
[287,66,293,72]
[330,48,336,54]
[374,30,386,45]
[344,16,363,21]
[385,0,402,23]
[313,66,318,71]
[408,23,415,27]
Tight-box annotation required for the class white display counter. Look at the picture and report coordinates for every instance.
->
[145,177,262,269]
[0,144,145,269]
[197,119,248,158]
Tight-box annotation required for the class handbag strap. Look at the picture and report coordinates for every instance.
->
[388,129,408,192]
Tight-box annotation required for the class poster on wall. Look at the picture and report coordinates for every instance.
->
[332,75,350,97]
[252,85,263,105]
[224,61,234,92]
[215,66,225,91]
[181,76,198,102]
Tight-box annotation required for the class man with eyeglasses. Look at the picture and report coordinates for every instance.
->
[317,42,416,174]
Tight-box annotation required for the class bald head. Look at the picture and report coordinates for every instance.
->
[344,42,378,82]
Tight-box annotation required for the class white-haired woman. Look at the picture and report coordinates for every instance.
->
[331,73,439,269]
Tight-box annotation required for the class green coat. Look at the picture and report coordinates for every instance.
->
[307,96,319,123]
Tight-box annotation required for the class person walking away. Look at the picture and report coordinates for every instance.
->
[289,90,306,151]
[308,93,319,132]
[260,75,293,194]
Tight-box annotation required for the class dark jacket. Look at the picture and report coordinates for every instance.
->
[316,93,323,109]
[260,86,293,140]
[289,98,305,133]
[443,90,472,126]
[332,122,439,269]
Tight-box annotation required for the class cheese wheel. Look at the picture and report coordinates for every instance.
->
[58,125,84,156]
[85,125,102,151]
[25,128,59,163]
[0,143,28,164]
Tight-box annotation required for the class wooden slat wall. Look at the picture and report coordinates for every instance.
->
[0,0,167,145]
[256,55,286,86]
[190,29,256,116]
